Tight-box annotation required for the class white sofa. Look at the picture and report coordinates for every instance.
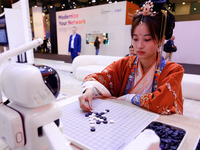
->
[72,55,122,81]
[72,55,200,101]
[182,73,200,101]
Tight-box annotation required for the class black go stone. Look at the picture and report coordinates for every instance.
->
[88,112,92,115]
[103,120,108,124]
[90,128,95,132]
[99,116,104,119]
[105,109,110,112]
[100,112,104,115]
[96,121,101,124]
[85,113,89,117]
[103,117,107,120]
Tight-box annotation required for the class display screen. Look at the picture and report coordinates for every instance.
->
[86,33,109,45]
[0,29,8,44]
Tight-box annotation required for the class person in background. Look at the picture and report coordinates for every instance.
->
[125,45,137,57]
[78,0,184,115]
[94,36,100,55]
[164,36,176,61]
[68,27,81,61]
[43,37,50,53]
[47,38,51,53]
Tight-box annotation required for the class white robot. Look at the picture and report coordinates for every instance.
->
[0,39,73,150]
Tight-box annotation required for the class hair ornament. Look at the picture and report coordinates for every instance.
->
[135,0,158,25]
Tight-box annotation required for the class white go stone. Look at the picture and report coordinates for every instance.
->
[101,115,106,117]
[110,120,115,124]
[89,118,93,121]
[89,115,93,118]
[90,124,95,128]
[90,121,95,124]
[103,111,107,114]
[100,119,104,122]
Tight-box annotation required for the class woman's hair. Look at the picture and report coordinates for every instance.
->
[131,5,175,43]
[95,36,99,40]
[129,45,134,49]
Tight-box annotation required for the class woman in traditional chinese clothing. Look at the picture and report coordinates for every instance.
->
[79,0,184,115]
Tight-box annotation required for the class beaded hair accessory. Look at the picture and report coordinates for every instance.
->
[135,0,157,25]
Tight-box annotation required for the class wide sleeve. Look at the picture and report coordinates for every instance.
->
[131,63,184,115]
[83,57,131,97]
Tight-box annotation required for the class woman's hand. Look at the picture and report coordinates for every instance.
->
[79,88,93,111]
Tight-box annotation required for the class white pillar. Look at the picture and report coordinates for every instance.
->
[6,0,34,64]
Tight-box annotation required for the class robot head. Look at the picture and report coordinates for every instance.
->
[1,64,60,108]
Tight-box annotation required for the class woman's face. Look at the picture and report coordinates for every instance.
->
[132,23,159,61]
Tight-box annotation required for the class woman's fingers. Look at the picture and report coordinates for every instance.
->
[87,96,93,110]
[79,93,93,111]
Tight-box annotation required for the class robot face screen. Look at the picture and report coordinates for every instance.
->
[33,65,60,98]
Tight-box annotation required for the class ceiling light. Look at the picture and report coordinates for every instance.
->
[1,5,3,8]
[92,0,96,3]
[131,1,133,3]
[168,7,171,10]
[194,7,196,10]
[50,5,53,8]
[182,2,185,5]
[89,2,91,4]
[63,4,65,6]
[73,2,75,4]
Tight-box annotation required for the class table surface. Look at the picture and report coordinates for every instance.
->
[56,96,200,150]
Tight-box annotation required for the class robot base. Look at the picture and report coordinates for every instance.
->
[8,102,62,150]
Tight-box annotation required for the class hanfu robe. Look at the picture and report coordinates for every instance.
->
[82,55,184,115]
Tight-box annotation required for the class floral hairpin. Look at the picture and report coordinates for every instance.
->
[135,0,157,25]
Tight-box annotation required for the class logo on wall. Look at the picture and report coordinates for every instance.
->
[115,9,122,12]
[57,13,86,33]
[58,13,86,26]
[101,9,112,15]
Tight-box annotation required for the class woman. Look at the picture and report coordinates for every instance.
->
[94,36,100,55]
[79,0,184,115]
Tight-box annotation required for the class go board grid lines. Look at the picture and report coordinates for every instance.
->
[61,98,159,150]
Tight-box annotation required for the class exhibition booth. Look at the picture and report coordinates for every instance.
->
[56,1,139,57]
[55,1,200,64]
